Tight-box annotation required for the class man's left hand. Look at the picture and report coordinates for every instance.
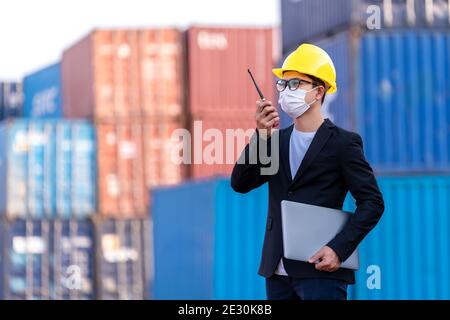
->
[308,246,341,272]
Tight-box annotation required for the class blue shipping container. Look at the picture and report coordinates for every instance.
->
[23,63,62,118]
[0,218,95,300]
[277,30,450,173]
[0,120,96,218]
[153,175,450,300]
[96,219,151,300]
[152,178,268,300]
[343,175,450,300]
[357,30,450,173]
[0,219,51,299]
[0,82,23,120]
[50,219,95,300]
[57,122,97,217]
[281,0,450,52]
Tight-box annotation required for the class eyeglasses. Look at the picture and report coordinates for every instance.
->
[276,78,314,92]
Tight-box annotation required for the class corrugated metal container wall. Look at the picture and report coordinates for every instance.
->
[343,175,450,300]
[278,30,354,130]
[62,29,184,119]
[0,121,26,216]
[187,27,275,115]
[0,82,23,120]
[97,120,146,217]
[415,0,450,27]
[281,0,353,51]
[0,120,96,218]
[0,219,51,300]
[139,30,184,118]
[357,30,450,173]
[23,63,62,118]
[143,118,187,189]
[189,113,255,179]
[186,26,272,179]
[50,219,95,300]
[281,0,450,51]
[27,121,47,216]
[96,218,151,300]
[62,33,94,119]
[152,178,268,299]
[62,122,97,217]
[97,118,186,218]
[0,219,95,300]
[296,29,450,173]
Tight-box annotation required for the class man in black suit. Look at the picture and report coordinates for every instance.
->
[231,44,384,300]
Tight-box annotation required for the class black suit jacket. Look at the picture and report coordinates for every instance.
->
[231,119,384,283]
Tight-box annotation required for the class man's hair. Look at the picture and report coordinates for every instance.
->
[308,74,327,104]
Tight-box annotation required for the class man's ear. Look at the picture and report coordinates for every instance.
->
[317,86,326,100]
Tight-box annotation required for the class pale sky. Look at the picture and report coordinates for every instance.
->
[0,0,280,80]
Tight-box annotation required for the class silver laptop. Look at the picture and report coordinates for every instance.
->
[280,200,360,270]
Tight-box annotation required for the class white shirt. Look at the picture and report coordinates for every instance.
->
[275,127,317,276]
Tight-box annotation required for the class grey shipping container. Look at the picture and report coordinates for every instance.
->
[95,218,152,300]
[281,0,450,52]
[0,82,23,120]
[280,29,450,173]
[0,218,95,300]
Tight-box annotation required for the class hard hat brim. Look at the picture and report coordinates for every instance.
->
[272,67,336,94]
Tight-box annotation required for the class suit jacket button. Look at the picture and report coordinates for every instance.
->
[288,191,293,196]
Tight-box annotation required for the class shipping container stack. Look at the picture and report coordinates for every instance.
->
[0,61,97,299]
[2,26,276,300]
[186,27,276,178]
[61,28,189,299]
[279,0,450,299]
[62,29,188,210]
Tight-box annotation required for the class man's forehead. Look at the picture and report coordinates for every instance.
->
[282,71,311,80]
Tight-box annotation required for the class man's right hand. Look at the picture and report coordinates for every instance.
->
[255,100,280,138]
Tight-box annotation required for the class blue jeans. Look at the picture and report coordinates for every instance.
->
[266,275,348,300]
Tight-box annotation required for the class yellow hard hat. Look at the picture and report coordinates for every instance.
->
[272,43,337,94]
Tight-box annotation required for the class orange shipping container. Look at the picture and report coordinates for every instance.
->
[186,27,274,179]
[97,120,146,217]
[97,118,187,218]
[62,29,184,120]
[187,27,275,114]
[189,111,256,179]
[143,119,188,188]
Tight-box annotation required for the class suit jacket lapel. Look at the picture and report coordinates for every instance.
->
[280,124,294,183]
[289,119,334,189]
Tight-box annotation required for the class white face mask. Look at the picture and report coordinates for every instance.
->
[278,87,318,119]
